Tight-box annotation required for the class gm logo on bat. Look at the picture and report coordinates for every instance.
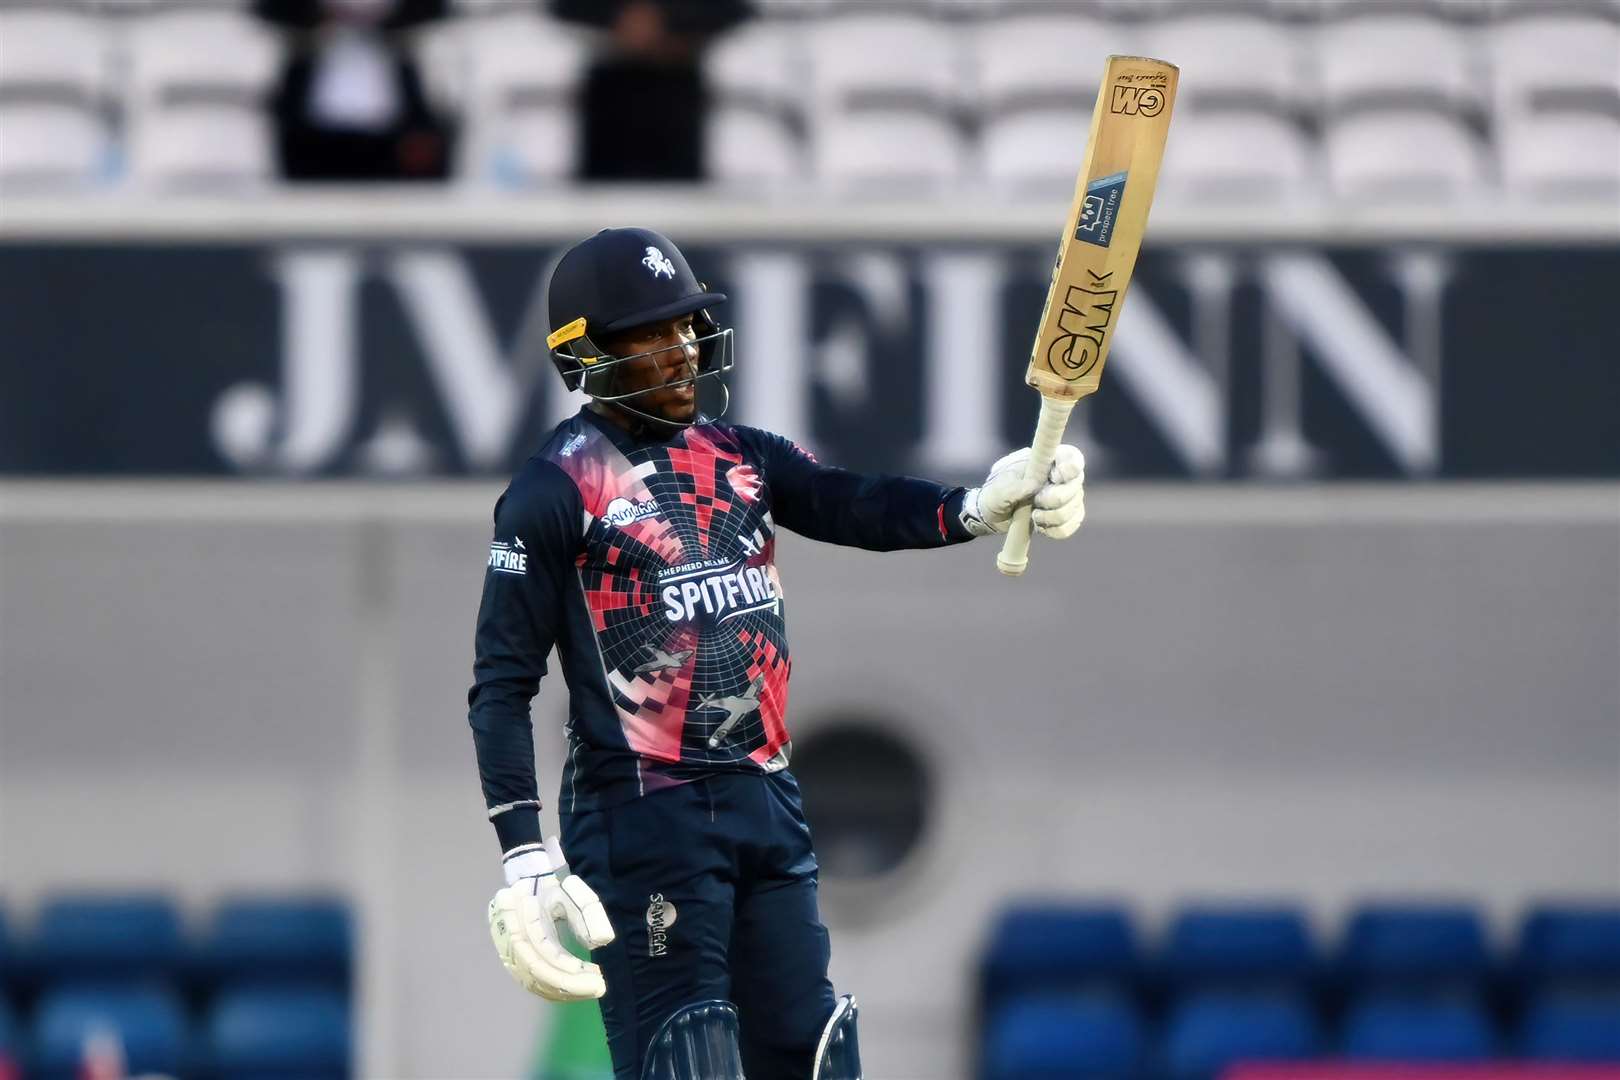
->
[1046,270,1119,381]
[1110,82,1166,116]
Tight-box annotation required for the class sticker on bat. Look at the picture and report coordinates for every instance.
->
[1075,171,1127,249]
[1045,269,1118,381]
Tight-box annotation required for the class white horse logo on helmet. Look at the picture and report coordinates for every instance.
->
[642,247,676,280]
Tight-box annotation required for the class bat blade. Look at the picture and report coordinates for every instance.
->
[997,55,1178,577]
[1029,55,1178,400]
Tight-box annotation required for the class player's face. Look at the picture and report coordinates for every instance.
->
[606,314,700,424]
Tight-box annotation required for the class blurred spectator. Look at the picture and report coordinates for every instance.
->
[255,0,454,181]
[553,0,753,180]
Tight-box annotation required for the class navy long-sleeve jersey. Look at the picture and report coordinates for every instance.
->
[468,407,976,852]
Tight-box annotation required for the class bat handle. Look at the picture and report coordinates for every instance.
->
[996,397,1076,577]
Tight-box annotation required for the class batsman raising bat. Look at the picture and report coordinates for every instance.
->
[468,53,1173,1080]
[466,228,1083,1080]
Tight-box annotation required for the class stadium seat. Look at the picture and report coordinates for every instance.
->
[980,903,1140,1017]
[1342,993,1496,1061]
[208,985,351,1079]
[0,9,110,98]
[1519,905,1620,986]
[983,992,1144,1080]
[808,12,967,186]
[0,9,110,186]
[30,894,184,981]
[1488,14,1620,106]
[704,21,806,185]
[1164,905,1317,989]
[1339,903,1490,990]
[200,896,352,989]
[32,984,187,1078]
[1317,14,1481,115]
[124,8,281,186]
[453,10,588,184]
[1146,13,1302,111]
[973,12,1115,189]
[1323,109,1488,200]
[1160,110,1315,200]
[1162,991,1322,1080]
[1520,991,1620,1062]
[1499,111,1620,197]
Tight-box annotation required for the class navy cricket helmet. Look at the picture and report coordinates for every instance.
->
[545,227,734,426]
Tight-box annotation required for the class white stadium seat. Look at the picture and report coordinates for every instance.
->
[979,110,1093,191]
[808,11,967,185]
[1317,14,1482,112]
[975,12,1118,111]
[1498,111,1620,195]
[1147,13,1303,109]
[0,9,111,99]
[124,9,281,104]
[816,111,964,186]
[132,106,274,185]
[453,10,588,184]
[1323,109,1488,199]
[1160,110,1316,200]
[973,12,1116,190]
[707,105,804,185]
[124,9,282,186]
[0,102,107,187]
[1487,14,1620,105]
[0,9,111,185]
[704,20,806,185]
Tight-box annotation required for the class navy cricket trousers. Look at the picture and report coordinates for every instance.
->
[561,769,838,1080]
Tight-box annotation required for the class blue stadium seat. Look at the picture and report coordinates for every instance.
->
[981,903,1139,1016]
[30,894,183,981]
[1162,991,1321,1080]
[209,985,351,1079]
[983,993,1144,1080]
[1339,903,1489,990]
[32,984,187,1077]
[1520,992,1620,1062]
[1164,905,1316,988]
[1519,905,1620,987]
[1341,993,1495,1061]
[201,897,352,988]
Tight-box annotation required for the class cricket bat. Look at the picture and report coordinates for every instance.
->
[996,55,1178,576]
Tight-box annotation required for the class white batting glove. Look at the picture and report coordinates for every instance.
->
[961,444,1085,537]
[488,836,616,1002]
[1031,444,1086,539]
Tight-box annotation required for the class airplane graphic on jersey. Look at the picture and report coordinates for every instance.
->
[697,673,766,748]
[634,644,695,676]
[549,418,792,774]
[468,406,973,817]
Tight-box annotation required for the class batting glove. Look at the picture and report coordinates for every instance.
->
[488,836,616,1002]
[962,444,1085,538]
[1030,443,1086,539]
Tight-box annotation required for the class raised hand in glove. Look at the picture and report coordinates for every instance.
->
[488,836,616,1001]
[960,444,1086,539]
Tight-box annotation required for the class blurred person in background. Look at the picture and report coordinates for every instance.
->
[553,0,753,181]
[256,0,454,181]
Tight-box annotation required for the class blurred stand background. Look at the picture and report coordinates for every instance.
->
[0,0,1616,1078]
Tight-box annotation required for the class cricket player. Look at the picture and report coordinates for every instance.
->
[470,227,1085,1080]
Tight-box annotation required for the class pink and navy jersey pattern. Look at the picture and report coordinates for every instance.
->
[469,408,973,851]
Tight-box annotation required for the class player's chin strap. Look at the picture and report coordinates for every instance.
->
[602,378,732,438]
[812,995,862,1080]
[640,1000,746,1080]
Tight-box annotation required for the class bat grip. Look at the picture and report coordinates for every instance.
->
[996,397,1076,577]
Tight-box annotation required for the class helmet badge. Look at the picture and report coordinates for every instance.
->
[641,246,676,280]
